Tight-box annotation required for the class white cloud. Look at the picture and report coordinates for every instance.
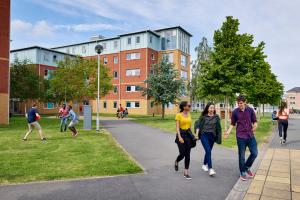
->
[55,23,124,32]
[32,20,55,37]
[11,19,32,32]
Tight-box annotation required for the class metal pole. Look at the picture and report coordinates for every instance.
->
[96,53,100,131]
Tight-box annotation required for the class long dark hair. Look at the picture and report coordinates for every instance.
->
[201,102,216,116]
[279,101,287,115]
[179,101,188,113]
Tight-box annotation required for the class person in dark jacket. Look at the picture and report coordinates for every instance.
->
[196,102,222,176]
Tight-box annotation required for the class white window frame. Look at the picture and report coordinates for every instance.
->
[113,71,118,79]
[136,36,140,44]
[113,56,118,64]
[180,70,188,79]
[126,101,140,108]
[126,69,140,76]
[103,57,108,65]
[127,37,131,45]
[126,53,141,60]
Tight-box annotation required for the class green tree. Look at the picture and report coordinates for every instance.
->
[48,57,112,106]
[195,16,261,128]
[10,59,42,103]
[190,37,212,102]
[143,60,185,119]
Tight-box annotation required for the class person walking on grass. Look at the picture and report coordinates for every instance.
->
[277,101,289,144]
[195,102,222,177]
[58,103,69,132]
[67,105,79,137]
[224,95,258,181]
[23,103,46,141]
[174,101,196,180]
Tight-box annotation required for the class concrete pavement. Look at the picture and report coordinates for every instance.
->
[0,120,239,200]
[243,118,300,200]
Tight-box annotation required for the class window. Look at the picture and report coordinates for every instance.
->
[113,86,118,93]
[162,53,174,63]
[53,55,57,62]
[103,101,107,109]
[136,36,140,44]
[66,48,70,53]
[113,71,118,79]
[127,37,131,45]
[114,40,118,49]
[43,53,49,62]
[151,53,155,60]
[150,69,154,75]
[126,69,140,76]
[103,57,108,65]
[113,101,117,108]
[82,46,86,54]
[180,70,188,79]
[290,96,296,100]
[113,56,118,64]
[72,47,75,54]
[126,85,141,92]
[126,101,140,108]
[161,30,177,50]
[44,69,54,80]
[150,36,153,43]
[102,43,106,49]
[181,55,187,67]
[44,69,48,77]
[44,102,55,109]
[126,53,141,60]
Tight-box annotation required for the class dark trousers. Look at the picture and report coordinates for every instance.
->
[278,119,288,140]
[200,133,215,169]
[237,137,258,175]
[176,133,192,170]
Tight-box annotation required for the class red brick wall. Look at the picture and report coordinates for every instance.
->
[0,0,10,93]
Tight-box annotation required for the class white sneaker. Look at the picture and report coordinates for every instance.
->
[209,169,216,176]
[202,165,209,172]
[280,137,283,144]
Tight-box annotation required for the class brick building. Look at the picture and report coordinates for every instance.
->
[286,87,300,110]
[0,0,10,124]
[11,26,192,115]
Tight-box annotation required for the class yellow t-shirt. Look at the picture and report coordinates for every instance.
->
[175,113,192,130]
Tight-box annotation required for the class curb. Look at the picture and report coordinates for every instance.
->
[225,125,277,200]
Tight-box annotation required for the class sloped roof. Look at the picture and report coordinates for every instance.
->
[287,87,300,93]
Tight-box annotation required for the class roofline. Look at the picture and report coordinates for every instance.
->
[286,87,300,93]
[11,46,77,56]
[119,30,160,37]
[155,26,193,37]
[52,36,120,49]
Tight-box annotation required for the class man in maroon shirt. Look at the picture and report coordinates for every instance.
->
[224,95,258,181]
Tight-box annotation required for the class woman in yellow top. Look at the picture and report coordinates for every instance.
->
[174,101,194,180]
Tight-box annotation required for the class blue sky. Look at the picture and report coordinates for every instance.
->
[11,0,300,91]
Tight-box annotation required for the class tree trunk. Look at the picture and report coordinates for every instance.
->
[161,103,165,119]
[262,104,265,117]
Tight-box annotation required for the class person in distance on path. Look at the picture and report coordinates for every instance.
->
[195,102,222,176]
[67,105,79,137]
[277,101,289,144]
[224,95,258,181]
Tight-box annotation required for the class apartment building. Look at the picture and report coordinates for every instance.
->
[10,46,77,114]
[0,0,10,124]
[286,87,300,110]
[52,26,192,115]
[11,26,192,115]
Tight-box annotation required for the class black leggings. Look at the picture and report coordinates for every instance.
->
[278,119,288,140]
[176,134,192,169]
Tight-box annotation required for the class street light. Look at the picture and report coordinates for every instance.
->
[95,44,103,131]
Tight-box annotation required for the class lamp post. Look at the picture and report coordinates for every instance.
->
[95,44,103,131]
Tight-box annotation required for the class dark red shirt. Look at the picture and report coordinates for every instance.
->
[231,106,257,139]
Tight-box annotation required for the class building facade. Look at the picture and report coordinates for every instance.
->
[11,26,192,115]
[10,46,77,114]
[286,87,300,110]
[0,0,10,124]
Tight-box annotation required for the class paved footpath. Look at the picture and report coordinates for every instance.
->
[243,118,300,200]
[0,120,239,200]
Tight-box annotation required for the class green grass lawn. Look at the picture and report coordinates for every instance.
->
[131,112,275,148]
[0,117,142,184]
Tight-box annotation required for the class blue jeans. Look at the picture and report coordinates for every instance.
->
[200,133,215,169]
[237,137,258,175]
[60,117,68,132]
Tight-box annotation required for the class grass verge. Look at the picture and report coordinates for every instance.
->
[0,117,142,184]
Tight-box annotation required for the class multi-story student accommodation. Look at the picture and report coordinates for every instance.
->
[10,46,77,114]
[286,87,300,110]
[11,26,192,115]
[52,26,192,115]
